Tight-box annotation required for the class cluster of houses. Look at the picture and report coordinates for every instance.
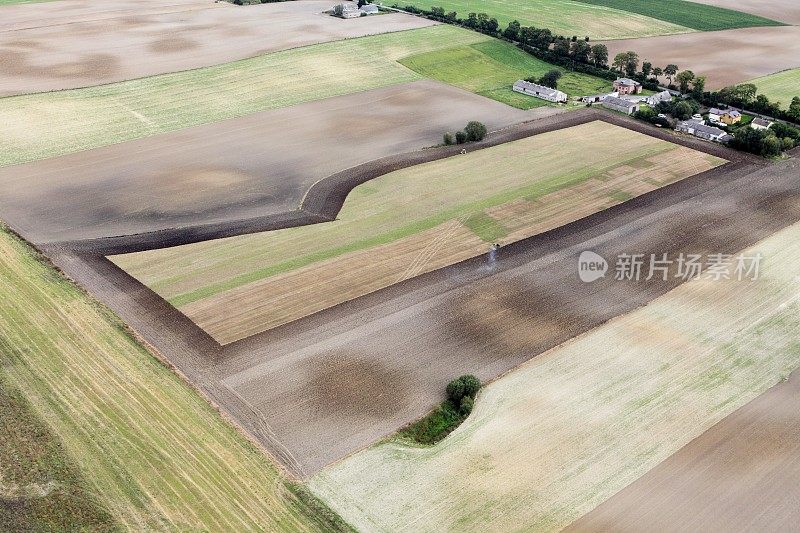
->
[511,76,778,146]
[677,109,773,143]
[332,2,379,18]
[578,79,672,115]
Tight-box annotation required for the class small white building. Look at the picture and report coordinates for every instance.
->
[645,90,673,106]
[601,95,640,115]
[676,120,732,143]
[751,117,774,130]
[512,80,567,103]
[359,3,379,14]
[580,91,618,104]
[333,2,361,18]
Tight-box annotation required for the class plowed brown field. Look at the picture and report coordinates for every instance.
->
[0,0,437,95]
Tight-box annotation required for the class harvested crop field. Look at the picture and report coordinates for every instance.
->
[397,0,691,39]
[0,226,334,531]
[750,68,800,108]
[691,0,800,25]
[112,120,724,344]
[0,80,536,243]
[0,24,490,167]
[0,0,437,95]
[568,369,800,531]
[602,25,800,89]
[309,219,800,532]
[44,113,799,477]
[572,0,783,30]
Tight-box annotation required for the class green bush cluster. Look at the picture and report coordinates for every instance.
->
[446,374,481,415]
[398,374,482,444]
[444,121,487,146]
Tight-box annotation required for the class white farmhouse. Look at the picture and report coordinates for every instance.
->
[333,2,361,18]
[645,90,673,106]
[512,80,567,103]
[751,117,774,130]
[580,91,618,104]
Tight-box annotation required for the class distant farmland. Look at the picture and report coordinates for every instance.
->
[0,25,485,167]
[573,0,784,31]
[750,68,800,108]
[396,0,690,39]
[112,121,724,344]
[309,219,800,532]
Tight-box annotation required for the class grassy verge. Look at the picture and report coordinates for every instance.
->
[0,224,333,531]
[572,0,784,30]
[0,375,118,532]
[397,400,465,445]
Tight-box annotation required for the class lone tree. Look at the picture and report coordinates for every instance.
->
[664,64,679,86]
[464,121,487,142]
[536,69,562,89]
[590,44,608,67]
[443,131,454,145]
[676,70,695,94]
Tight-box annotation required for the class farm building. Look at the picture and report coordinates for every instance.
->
[333,2,361,18]
[601,96,640,115]
[613,78,642,95]
[751,117,774,130]
[580,91,618,104]
[676,120,732,143]
[512,80,567,103]
[645,90,673,106]
[708,107,742,125]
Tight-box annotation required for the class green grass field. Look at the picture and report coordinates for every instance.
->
[309,220,800,532]
[749,68,800,108]
[573,0,784,31]
[399,40,612,109]
[0,225,343,531]
[399,0,691,39]
[1,375,117,531]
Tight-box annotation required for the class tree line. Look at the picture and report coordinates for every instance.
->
[397,4,800,126]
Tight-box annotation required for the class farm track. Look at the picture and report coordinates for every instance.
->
[35,110,800,476]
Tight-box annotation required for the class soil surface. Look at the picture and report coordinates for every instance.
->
[567,368,800,532]
[0,0,437,95]
[691,0,800,25]
[603,25,800,89]
[0,80,539,244]
[35,112,800,477]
